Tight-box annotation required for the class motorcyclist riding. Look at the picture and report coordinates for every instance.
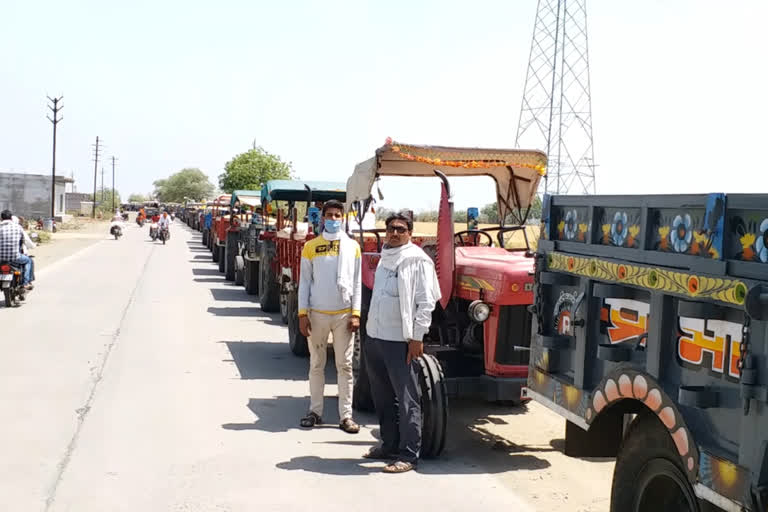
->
[110,210,124,238]
[0,210,33,291]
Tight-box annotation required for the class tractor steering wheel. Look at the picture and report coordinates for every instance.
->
[454,230,494,247]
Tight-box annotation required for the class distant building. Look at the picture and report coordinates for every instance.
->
[0,171,74,220]
[65,192,94,214]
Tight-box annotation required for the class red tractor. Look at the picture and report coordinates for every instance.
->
[347,141,547,457]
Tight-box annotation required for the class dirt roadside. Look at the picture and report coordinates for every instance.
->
[30,217,113,272]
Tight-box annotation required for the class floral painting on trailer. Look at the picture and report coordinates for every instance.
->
[728,211,768,263]
[555,207,591,243]
[599,208,641,249]
[652,208,719,259]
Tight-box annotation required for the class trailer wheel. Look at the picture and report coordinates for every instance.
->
[234,255,245,286]
[280,294,289,324]
[225,231,238,281]
[217,246,225,273]
[287,291,309,357]
[259,242,280,312]
[417,354,448,459]
[244,260,259,295]
[611,413,700,512]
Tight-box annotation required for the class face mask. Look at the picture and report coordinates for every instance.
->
[324,219,341,233]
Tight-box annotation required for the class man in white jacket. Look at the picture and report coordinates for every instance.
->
[363,211,440,473]
[297,200,362,433]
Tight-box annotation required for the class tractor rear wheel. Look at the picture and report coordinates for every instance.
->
[287,291,309,357]
[417,353,448,459]
[217,246,225,272]
[225,232,238,281]
[258,242,280,312]
[212,242,220,262]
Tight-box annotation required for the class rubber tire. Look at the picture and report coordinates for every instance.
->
[258,241,280,312]
[218,246,225,273]
[610,413,701,512]
[224,231,238,281]
[114,232,119,240]
[234,256,245,286]
[202,229,208,247]
[287,291,309,357]
[417,353,448,459]
[280,294,289,324]
[244,261,259,295]
[352,290,375,412]
[212,242,220,262]
[3,288,12,308]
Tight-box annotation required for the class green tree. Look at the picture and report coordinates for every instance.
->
[153,168,214,203]
[219,147,293,193]
[95,188,122,217]
[128,193,147,203]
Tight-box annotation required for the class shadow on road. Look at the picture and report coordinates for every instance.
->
[194,277,223,283]
[276,456,384,475]
[206,307,283,322]
[193,268,221,276]
[222,396,317,432]
[221,341,333,382]
[210,288,255,302]
[190,254,211,260]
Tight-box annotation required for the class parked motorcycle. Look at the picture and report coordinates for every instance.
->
[158,226,170,245]
[110,224,123,240]
[0,261,26,307]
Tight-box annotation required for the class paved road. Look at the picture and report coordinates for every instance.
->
[0,220,610,511]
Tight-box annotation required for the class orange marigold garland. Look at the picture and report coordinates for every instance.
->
[385,139,547,176]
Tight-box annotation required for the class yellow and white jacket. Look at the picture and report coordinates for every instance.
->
[298,233,362,317]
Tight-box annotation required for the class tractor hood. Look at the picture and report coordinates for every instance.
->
[346,141,547,221]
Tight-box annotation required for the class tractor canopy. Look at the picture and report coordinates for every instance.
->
[261,180,347,203]
[346,141,547,223]
[230,190,261,209]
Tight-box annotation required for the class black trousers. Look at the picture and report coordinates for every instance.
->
[365,336,421,463]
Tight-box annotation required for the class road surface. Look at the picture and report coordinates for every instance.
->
[0,220,613,512]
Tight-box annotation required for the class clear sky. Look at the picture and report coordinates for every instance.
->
[1,0,766,212]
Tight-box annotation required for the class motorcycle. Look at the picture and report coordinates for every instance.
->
[0,261,26,307]
[137,216,145,227]
[121,213,129,222]
[110,224,123,240]
[158,226,170,245]
[149,223,159,241]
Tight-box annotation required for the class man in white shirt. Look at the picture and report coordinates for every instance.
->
[297,200,362,434]
[363,211,440,473]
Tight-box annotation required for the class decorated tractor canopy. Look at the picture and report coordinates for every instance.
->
[346,140,547,459]
[527,192,768,512]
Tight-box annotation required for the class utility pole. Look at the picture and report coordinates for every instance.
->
[111,156,118,211]
[92,136,102,218]
[46,96,63,218]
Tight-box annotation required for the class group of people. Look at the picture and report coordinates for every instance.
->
[0,209,36,290]
[297,200,440,474]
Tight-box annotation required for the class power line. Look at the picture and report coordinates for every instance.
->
[46,96,63,218]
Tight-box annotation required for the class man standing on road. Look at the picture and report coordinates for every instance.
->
[363,211,440,473]
[0,210,34,290]
[297,199,362,434]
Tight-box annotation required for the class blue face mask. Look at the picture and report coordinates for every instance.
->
[324,219,342,233]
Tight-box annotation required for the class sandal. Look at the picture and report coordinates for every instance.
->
[383,460,415,473]
[339,418,360,434]
[299,412,322,428]
[363,446,395,460]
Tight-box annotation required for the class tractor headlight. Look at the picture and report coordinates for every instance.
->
[468,300,491,323]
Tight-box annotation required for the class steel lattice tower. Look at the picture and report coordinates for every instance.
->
[515,0,596,195]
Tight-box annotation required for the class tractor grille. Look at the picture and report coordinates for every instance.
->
[494,305,532,366]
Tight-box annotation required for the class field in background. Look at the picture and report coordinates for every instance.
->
[374,221,541,250]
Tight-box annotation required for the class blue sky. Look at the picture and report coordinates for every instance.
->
[1,0,766,211]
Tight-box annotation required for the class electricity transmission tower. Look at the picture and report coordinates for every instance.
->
[515,0,596,195]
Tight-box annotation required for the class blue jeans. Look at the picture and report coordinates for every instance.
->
[13,254,32,285]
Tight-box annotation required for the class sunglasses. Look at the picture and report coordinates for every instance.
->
[386,225,408,234]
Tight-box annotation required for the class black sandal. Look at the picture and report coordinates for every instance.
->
[299,412,322,428]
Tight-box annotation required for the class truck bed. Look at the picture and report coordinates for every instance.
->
[526,193,768,511]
